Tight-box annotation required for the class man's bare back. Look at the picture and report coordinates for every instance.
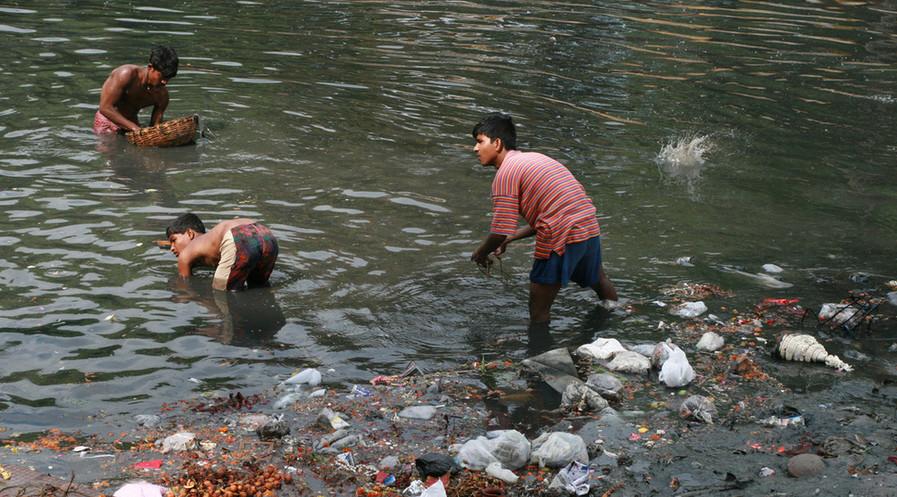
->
[166,213,279,292]
[95,46,178,134]
[172,219,256,277]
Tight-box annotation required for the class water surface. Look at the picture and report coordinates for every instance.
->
[1,1,895,433]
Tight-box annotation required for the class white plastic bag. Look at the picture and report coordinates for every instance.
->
[671,301,707,318]
[456,436,499,470]
[114,482,168,497]
[658,344,695,387]
[419,479,446,497]
[696,332,724,352]
[485,462,519,483]
[530,432,588,469]
[486,430,531,470]
[606,351,651,374]
[283,368,322,386]
[576,338,626,360]
[161,432,195,453]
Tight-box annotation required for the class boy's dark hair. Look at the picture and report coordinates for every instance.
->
[471,112,517,150]
[149,45,179,80]
[166,213,206,238]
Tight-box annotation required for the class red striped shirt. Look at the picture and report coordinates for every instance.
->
[490,150,601,259]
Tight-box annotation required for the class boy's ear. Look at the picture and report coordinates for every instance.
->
[493,137,504,152]
[186,229,196,240]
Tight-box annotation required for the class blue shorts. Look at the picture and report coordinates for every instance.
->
[530,237,603,287]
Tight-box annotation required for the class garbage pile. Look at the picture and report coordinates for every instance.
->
[2,278,896,497]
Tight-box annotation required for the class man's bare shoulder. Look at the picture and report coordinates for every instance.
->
[107,64,140,81]
[214,218,257,233]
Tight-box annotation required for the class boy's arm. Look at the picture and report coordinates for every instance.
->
[98,68,141,132]
[494,225,535,257]
[150,90,170,126]
[471,233,507,266]
[176,255,193,279]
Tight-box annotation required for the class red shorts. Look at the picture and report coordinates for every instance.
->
[93,111,121,134]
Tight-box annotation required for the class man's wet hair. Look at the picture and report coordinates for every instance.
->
[166,213,206,238]
[150,45,179,80]
[472,112,517,150]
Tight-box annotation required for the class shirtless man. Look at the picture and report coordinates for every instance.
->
[93,45,179,134]
[166,213,279,291]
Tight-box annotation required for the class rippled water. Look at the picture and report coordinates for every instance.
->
[1,1,895,433]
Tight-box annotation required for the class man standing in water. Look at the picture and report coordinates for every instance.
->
[93,45,179,134]
[470,113,617,323]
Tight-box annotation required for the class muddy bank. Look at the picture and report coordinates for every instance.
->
[2,291,896,496]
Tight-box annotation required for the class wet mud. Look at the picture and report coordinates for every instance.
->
[2,289,896,497]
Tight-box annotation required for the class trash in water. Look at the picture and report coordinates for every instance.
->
[283,368,322,387]
[675,256,693,266]
[398,405,438,420]
[403,480,425,496]
[375,471,396,486]
[680,395,717,424]
[485,462,518,483]
[415,452,456,479]
[762,298,800,306]
[762,415,804,428]
[548,461,592,495]
[576,337,626,361]
[762,264,783,274]
[419,479,447,497]
[659,343,695,388]
[728,269,793,289]
[670,301,707,318]
[161,432,196,453]
[336,451,355,468]
[696,332,724,352]
[348,384,372,398]
[759,466,776,477]
[134,460,164,470]
[113,481,168,497]
[777,334,853,372]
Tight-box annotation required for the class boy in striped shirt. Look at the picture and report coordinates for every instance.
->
[470,113,617,323]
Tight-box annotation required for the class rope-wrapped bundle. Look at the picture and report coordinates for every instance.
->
[127,115,198,147]
[777,334,853,372]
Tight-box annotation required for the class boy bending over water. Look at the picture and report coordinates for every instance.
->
[166,214,279,291]
[94,45,179,134]
[470,113,617,323]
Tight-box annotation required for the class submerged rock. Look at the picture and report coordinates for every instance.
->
[257,416,290,440]
[398,405,437,420]
[586,373,624,400]
[561,382,608,412]
[787,453,825,478]
[521,348,581,393]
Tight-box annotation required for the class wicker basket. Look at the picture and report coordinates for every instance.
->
[127,114,198,147]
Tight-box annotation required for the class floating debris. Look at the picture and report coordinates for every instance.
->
[776,334,853,372]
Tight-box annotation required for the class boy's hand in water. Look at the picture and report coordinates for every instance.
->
[470,248,489,267]
[493,239,511,257]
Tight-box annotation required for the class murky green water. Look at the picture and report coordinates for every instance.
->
[1,1,895,433]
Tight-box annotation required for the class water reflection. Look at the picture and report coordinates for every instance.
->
[168,277,285,347]
[97,134,199,201]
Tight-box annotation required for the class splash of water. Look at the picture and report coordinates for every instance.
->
[655,134,716,200]
[656,134,714,170]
